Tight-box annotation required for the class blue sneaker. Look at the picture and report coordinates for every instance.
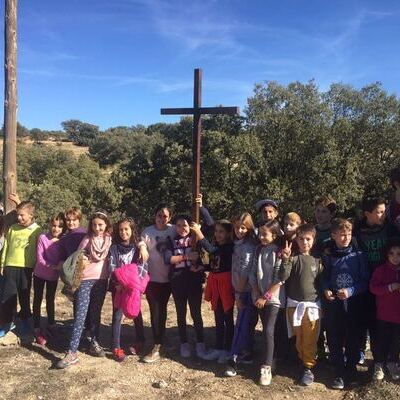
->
[0,322,16,338]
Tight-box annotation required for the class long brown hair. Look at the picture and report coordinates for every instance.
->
[113,217,139,246]
[87,210,112,236]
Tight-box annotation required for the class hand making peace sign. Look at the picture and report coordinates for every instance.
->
[281,240,293,259]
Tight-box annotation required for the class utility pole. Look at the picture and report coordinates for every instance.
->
[3,0,18,213]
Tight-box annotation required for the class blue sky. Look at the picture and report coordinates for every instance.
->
[0,0,399,130]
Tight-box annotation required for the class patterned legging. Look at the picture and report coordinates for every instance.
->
[69,279,108,353]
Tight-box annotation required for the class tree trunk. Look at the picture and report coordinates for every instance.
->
[3,0,18,213]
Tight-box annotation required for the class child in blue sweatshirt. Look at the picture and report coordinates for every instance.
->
[322,218,369,390]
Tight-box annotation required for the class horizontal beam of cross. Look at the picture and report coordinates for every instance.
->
[161,106,240,116]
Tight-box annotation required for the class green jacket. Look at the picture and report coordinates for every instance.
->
[0,222,42,268]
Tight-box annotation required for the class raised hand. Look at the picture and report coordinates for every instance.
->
[195,194,203,208]
[9,192,21,205]
[281,240,293,259]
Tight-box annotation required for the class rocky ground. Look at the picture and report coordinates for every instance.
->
[0,291,399,400]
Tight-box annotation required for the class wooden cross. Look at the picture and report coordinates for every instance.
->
[161,68,240,223]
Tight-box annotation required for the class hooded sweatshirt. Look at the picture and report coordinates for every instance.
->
[321,243,369,297]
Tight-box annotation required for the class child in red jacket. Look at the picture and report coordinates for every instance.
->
[370,238,400,381]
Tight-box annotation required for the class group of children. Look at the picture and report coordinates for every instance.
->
[0,166,400,391]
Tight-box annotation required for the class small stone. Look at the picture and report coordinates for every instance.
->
[0,331,20,346]
[153,380,168,389]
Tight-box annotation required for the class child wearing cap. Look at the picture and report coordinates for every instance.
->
[255,199,279,227]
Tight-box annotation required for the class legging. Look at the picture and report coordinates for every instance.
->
[112,305,145,349]
[171,280,204,344]
[32,276,58,329]
[69,279,107,353]
[375,320,400,364]
[214,299,234,351]
[145,281,171,345]
[259,305,280,366]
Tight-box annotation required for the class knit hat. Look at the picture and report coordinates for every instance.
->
[255,199,279,212]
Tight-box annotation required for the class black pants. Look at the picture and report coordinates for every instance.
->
[274,308,289,359]
[0,267,33,323]
[214,299,234,351]
[146,281,171,345]
[325,298,363,375]
[375,320,400,364]
[171,271,204,344]
[259,304,279,366]
[32,276,58,329]
[359,292,378,358]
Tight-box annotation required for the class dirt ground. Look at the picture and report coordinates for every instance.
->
[0,291,399,400]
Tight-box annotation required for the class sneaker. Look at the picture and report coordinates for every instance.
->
[56,352,79,369]
[224,358,238,377]
[112,348,126,362]
[143,344,161,363]
[89,339,106,357]
[202,349,221,361]
[218,350,231,364]
[0,322,16,338]
[259,365,272,386]
[300,368,314,386]
[386,362,400,380]
[331,377,344,390]
[34,329,47,346]
[373,363,384,381]
[195,342,207,359]
[180,342,191,358]
[129,341,144,356]
[237,352,254,365]
[358,351,365,365]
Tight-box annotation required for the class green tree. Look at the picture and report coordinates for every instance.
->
[61,119,100,146]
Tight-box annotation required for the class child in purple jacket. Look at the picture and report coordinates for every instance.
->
[33,213,66,345]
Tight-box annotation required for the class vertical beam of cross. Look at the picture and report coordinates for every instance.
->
[161,68,240,223]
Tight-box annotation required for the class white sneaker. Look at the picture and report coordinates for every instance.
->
[386,362,400,380]
[373,363,385,381]
[202,348,221,361]
[259,365,272,386]
[195,342,207,359]
[180,342,191,358]
[218,350,231,364]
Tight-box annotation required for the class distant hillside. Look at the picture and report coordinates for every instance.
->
[0,138,89,158]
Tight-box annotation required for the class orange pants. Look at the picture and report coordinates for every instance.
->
[287,307,320,369]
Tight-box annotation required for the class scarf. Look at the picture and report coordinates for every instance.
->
[89,234,112,262]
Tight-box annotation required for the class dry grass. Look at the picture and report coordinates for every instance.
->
[0,138,89,158]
